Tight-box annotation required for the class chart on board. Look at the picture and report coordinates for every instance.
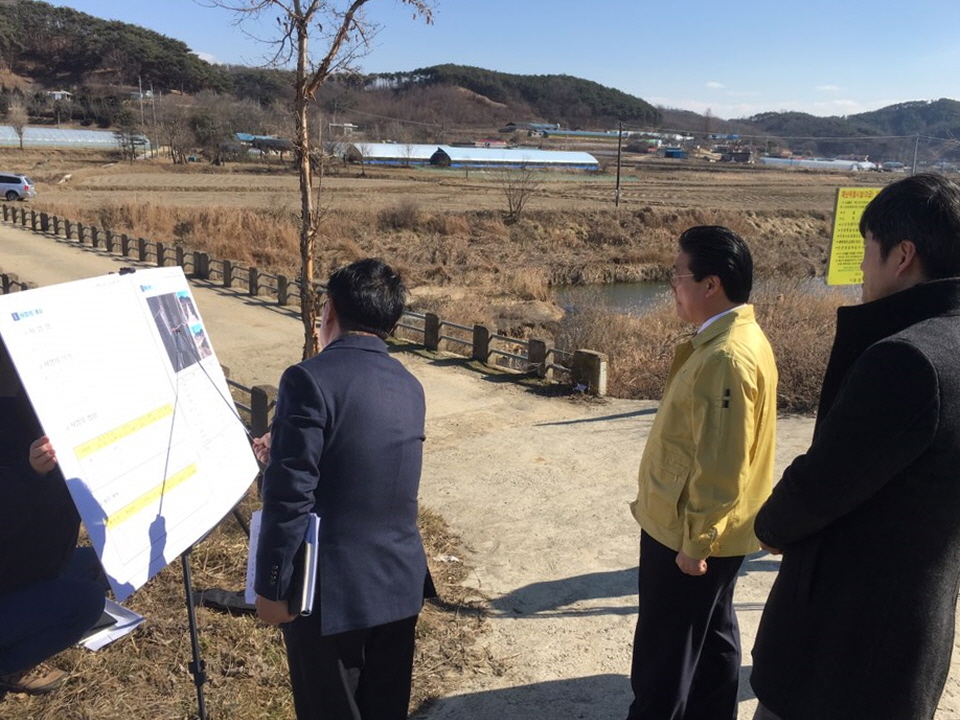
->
[0,267,259,601]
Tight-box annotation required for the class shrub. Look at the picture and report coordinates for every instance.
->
[378,199,421,231]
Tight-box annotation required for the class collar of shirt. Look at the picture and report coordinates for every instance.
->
[698,304,745,335]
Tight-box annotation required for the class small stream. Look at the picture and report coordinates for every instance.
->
[554,278,861,315]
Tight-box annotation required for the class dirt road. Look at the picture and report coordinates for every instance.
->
[2,220,959,719]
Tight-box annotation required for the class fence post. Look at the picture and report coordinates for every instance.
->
[52,215,61,236]
[472,324,491,363]
[248,267,259,296]
[64,219,73,239]
[76,222,85,242]
[39,212,49,233]
[251,385,278,438]
[30,210,38,231]
[424,313,441,351]
[121,234,131,256]
[105,229,115,253]
[571,349,608,397]
[156,242,166,267]
[176,245,186,268]
[277,274,289,305]
[138,238,148,262]
[195,252,210,280]
[223,260,233,288]
[1,204,8,221]
[90,226,100,248]
[20,208,28,227]
[528,338,554,379]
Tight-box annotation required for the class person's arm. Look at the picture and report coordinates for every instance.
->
[680,352,765,570]
[254,365,327,622]
[755,340,938,549]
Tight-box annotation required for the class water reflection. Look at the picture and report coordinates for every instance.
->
[555,279,861,316]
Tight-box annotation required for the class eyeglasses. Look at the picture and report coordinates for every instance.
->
[669,270,696,287]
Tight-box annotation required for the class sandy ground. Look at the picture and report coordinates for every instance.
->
[2,220,960,719]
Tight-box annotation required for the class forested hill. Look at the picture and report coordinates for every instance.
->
[3,0,960,158]
[372,64,662,127]
[739,99,960,159]
[0,1,658,129]
[0,0,231,92]
[745,99,960,140]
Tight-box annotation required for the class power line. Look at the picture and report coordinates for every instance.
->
[623,124,960,144]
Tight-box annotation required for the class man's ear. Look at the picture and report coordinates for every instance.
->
[894,240,921,277]
[703,275,722,297]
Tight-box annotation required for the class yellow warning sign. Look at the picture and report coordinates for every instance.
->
[827,187,882,286]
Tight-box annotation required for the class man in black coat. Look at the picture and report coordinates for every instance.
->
[254,258,433,720]
[0,343,105,695]
[751,174,960,720]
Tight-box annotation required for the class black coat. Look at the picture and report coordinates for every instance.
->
[752,279,960,720]
[255,334,432,635]
[0,394,80,596]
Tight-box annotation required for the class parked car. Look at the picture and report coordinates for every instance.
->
[0,173,36,201]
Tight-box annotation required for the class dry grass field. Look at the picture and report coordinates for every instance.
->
[9,148,874,408]
[16,150,881,213]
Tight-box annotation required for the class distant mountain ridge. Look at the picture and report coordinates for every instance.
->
[1,0,959,162]
[369,64,662,127]
[0,0,231,92]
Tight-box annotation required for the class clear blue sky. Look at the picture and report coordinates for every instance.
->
[45,0,960,121]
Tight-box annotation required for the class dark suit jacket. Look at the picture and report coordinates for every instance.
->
[255,334,430,636]
[752,279,960,720]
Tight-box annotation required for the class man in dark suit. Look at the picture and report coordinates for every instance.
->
[254,258,433,720]
[752,174,960,720]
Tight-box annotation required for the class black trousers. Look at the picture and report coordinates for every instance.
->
[282,612,419,720]
[627,531,744,720]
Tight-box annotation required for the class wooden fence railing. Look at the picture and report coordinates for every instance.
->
[0,204,609,395]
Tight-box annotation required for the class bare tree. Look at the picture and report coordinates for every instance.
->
[212,0,435,359]
[154,97,195,164]
[498,164,542,224]
[6,99,27,151]
[113,109,142,163]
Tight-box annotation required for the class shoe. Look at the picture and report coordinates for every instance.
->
[0,663,68,694]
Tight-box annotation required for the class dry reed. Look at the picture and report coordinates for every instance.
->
[29,195,841,412]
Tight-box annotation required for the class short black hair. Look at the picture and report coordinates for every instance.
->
[325,258,406,339]
[859,173,960,279]
[678,225,753,303]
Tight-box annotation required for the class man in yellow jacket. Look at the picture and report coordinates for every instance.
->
[626,225,777,720]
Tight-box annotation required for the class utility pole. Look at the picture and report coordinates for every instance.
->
[615,121,623,208]
[150,84,157,158]
[138,75,145,125]
[912,134,920,175]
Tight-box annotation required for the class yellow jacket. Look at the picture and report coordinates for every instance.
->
[631,305,777,558]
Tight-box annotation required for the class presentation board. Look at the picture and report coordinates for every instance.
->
[826,187,882,285]
[0,267,259,601]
